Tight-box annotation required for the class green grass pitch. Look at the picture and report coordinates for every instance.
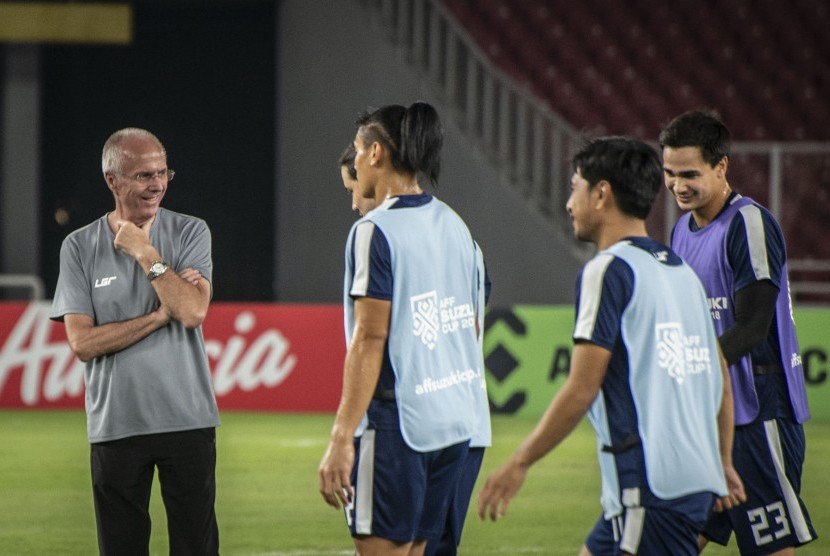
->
[0,410,826,555]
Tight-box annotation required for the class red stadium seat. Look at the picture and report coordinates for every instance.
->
[439,0,830,299]
[441,0,830,141]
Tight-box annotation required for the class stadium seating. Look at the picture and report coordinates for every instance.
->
[442,0,830,141]
[441,0,830,290]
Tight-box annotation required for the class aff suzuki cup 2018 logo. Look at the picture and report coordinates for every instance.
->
[411,291,440,350]
[656,322,712,384]
[410,291,477,350]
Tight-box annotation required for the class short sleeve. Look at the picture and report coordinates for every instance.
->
[50,235,94,322]
[573,253,634,350]
[727,205,784,293]
[176,218,213,284]
[348,220,393,300]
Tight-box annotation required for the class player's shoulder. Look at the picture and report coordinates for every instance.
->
[63,215,107,246]
[349,216,379,239]
[347,219,389,260]
[580,251,629,292]
[727,195,777,225]
[729,196,783,241]
[156,208,210,236]
[584,251,616,273]
[576,251,636,319]
[614,237,684,266]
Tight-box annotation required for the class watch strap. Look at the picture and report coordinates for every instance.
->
[147,260,169,281]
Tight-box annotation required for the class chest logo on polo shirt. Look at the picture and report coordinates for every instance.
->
[94,276,117,288]
[655,322,713,384]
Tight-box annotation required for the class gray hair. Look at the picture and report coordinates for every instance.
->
[101,128,166,174]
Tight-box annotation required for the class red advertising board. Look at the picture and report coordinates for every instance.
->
[0,302,345,412]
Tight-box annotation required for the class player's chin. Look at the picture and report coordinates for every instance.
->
[572,227,590,243]
[673,196,698,210]
[135,200,160,216]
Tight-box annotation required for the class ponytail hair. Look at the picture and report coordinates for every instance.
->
[356,101,443,188]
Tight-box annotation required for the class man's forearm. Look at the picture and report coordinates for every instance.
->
[149,271,210,329]
[716,349,736,466]
[67,309,169,362]
[329,336,385,442]
[128,244,209,329]
[513,377,597,468]
[719,281,778,364]
[513,342,608,468]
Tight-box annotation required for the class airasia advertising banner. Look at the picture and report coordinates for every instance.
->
[0,302,345,412]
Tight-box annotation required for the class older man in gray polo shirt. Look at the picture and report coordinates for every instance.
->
[51,128,220,555]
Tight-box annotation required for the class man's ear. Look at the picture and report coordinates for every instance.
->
[104,172,117,192]
[369,141,382,167]
[716,155,729,179]
[595,180,610,209]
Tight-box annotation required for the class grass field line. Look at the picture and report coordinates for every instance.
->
[242,549,552,555]
[244,551,354,555]
[276,437,326,448]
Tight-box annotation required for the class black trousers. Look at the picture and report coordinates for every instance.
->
[90,428,219,556]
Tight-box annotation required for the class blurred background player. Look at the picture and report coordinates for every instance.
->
[319,103,488,555]
[478,137,745,555]
[661,110,817,554]
[339,143,376,216]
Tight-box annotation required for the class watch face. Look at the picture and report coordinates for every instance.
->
[147,261,168,281]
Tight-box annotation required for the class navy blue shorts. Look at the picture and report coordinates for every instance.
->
[345,427,469,543]
[424,446,485,556]
[585,488,714,556]
[703,417,817,554]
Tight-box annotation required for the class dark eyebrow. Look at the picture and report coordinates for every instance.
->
[663,167,701,178]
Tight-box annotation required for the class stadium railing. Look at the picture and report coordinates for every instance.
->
[0,274,45,300]
[360,0,830,303]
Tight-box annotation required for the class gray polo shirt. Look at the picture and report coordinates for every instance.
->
[51,208,220,443]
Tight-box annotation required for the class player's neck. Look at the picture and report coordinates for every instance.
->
[596,217,647,251]
[382,172,422,199]
[691,182,732,228]
[107,209,155,233]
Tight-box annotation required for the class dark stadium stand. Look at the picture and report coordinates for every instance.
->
[442,0,830,141]
[441,0,830,294]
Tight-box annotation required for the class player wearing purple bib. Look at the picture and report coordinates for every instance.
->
[661,110,817,554]
[478,137,745,555]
